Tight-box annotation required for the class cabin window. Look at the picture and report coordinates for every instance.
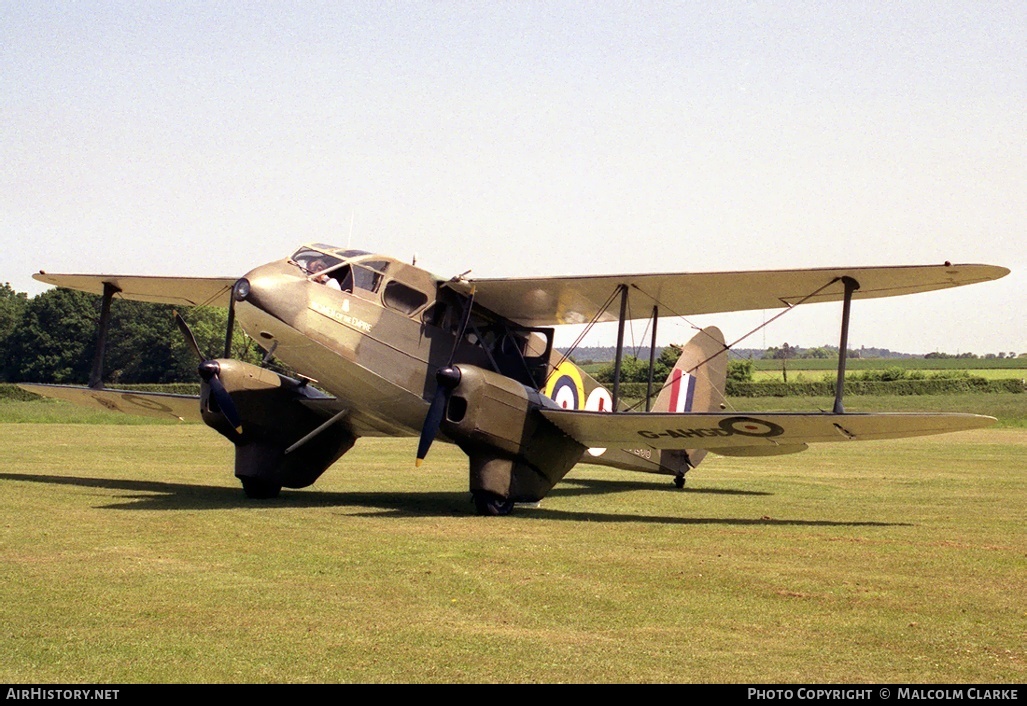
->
[352,261,388,292]
[383,281,429,315]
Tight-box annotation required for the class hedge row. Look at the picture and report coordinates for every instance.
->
[616,378,1024,399]
[727,378,1024,397]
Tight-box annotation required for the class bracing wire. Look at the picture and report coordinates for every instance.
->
[626,277,844,411]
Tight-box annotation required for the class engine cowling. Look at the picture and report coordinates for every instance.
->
[440,365,585,503]
[201,359,354,495]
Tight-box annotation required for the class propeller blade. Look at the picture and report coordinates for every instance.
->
[415,287,475,466]
[174,311,204,362]
[176,311,243,435]
[415,365,462,466]
[207,372,243,434]
[415,386,449,466]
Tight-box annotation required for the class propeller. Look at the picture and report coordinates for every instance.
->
[174,310,243,435]
[415,287,475,466]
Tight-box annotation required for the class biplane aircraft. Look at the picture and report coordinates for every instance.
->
[20,246,1008,514]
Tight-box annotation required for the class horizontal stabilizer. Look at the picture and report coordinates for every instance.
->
[18,384,202,423]
[540,409,996,451]
[32,273,238,307]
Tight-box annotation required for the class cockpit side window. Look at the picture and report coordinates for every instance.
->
[351,262,389,292]
[383,280,429,315]
[292,248,342,274]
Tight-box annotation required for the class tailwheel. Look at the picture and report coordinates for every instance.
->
[472,491,515,516]
[241,477,282,499]
[673,472,686,489]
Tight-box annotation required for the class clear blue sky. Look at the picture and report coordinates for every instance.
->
[2,2,1023,355]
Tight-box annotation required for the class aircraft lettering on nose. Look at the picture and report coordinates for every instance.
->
[21,246,1009,515]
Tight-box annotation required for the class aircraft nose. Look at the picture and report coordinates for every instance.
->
[232,278,251,302]
[234,265,308,326]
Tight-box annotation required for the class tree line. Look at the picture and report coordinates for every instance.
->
[590,346,755,385]
[0,283,260,384]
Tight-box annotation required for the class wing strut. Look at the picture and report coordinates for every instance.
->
[611,284,629,411]
[645,305,659,412]
[832,276,860,414]
[223,281,238,358]
[88,282,121,390]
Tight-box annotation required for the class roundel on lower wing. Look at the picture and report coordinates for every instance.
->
[121,393,173,414]
[584,387,613,457]
[544,362,585,411]
[719,416,785,438]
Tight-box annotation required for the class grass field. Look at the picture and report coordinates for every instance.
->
[1,400,1024,682]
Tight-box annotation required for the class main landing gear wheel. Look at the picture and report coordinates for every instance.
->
[472,491,515,516]
[673,472,686,489]
[241,478,282,499]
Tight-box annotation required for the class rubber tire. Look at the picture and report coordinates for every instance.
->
[472,491,515,516]
[241,478,282,499]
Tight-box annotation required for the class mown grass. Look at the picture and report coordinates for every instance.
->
[0,421,1023,683]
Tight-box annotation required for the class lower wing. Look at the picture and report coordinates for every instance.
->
[541,409,995,453]
[18,384,202,423]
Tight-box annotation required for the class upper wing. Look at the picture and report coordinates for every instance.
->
[18,384,203,422]
[465,263,1009,326]
[32,273,238,307]
[540,409,996,452]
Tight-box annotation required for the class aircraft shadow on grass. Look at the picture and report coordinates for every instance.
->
[0,472,911,527]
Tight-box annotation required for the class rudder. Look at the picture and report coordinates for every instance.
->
[652,326,728,473]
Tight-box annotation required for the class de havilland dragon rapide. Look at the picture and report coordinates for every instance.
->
[21,245,1008,515]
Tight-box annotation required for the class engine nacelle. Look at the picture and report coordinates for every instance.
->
[441,365,585,503]
[201,359,354,494]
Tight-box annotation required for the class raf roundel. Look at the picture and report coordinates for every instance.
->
[719,416,785,438]
[544,361,585,410]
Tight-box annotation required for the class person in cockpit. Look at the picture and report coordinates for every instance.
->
[309,258,342,290]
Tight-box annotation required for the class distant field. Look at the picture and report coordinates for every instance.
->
[0,424,1022,682]
[752,369,1027,382]
[751,358,1027,371]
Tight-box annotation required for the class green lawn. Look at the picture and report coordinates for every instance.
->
[0,419,1023,682]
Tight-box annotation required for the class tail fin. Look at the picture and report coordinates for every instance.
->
[652,326,728,473]
[653,326,728,414]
